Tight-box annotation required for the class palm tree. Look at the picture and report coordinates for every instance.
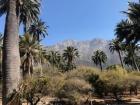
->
[124,1,140,24]
[109,40,124,68]
[37,47,48,76]
[123,56,132,69]
[0,0,41,105]
[115,1,140,44]
[0,0,41,32]
[20,33,41,78]
[91,50,107,71]
[124,43,140,71]
[0,0,21,104]
[28,19,48,42]
[0,34,3,80]
[46,51,61,70]
[19,0,41,32]
[115,19,133,43]
[0,0,41,103]
[63,46,79,71]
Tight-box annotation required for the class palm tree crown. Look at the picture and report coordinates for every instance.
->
[46,51,61,69]
[28,19,48,42]
[109,40,124,68]
[91,50,107,71]
[62,46,79,71]
[0,0,41,31]
[115,1,140,44]
[20,33,42,77]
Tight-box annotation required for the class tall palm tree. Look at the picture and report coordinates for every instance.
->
[109,40,124,68]
[124,43,140,71]
[46,51,61,70]
[20,33,41,78]
[0,0,21,104]
[0,34,3,80]
[63,46,79,71]
[28,19,48,42]
[91,50,107,71]
[0,0,41,104]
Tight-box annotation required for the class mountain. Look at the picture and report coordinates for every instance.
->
[46,39,120,67]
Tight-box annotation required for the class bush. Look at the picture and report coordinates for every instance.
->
[65,66,100,81]
[47,75,65,96]
[27,66,140,104]
[56,78,91,105]
[21,77,48,105]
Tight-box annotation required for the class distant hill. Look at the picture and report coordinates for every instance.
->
[46,39,120,68]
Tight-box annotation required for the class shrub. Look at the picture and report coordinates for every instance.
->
[65,66,100,81]
[56,78,91,105]
[47,75,65,96]
[21,77,48,105]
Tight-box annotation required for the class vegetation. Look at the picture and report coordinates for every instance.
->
[46,51,61,70]
[91,50,107,71]
[47,46,79,72]
[109,40,124,68]
[0,0,140,105]
[20,66,140,105]
[62,46,79,71]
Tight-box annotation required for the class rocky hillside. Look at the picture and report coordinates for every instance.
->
[46,39,120,67]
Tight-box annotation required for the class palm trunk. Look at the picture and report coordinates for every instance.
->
[132,55,139,72]
[118,50,124,69]
[39,61,43,77]
[99,61,103,71]
[2,0,21,104]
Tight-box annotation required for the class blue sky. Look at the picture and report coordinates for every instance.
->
[0,0,136,45]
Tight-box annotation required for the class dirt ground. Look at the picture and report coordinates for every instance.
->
[0,95,140,105]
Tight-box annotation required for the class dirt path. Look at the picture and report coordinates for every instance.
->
[0,96,140,105]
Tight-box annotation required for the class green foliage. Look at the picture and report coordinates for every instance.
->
[115,1,140,44]
[46,50,61,69]
[28,19,48,41]
[92,50,107,71]
[62,46,79,71]
[88,67,140,102]
[20,33,47,78]
[109,40,124,68]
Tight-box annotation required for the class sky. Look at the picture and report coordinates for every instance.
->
[0,0,137,45]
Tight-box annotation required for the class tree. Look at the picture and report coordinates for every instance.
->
[0,0,41,32]
[115,1,140,44]
[0,0,21,104]
[91,50,107,71]
[19,0,41,32]
[28,19,48,42]
[115,19,133,43]
[62,46,79,71]
[0,33,3,79]
[109,40,124,68]
[37,47,48,76]
[0,0,41,104]
[20,33,42,78]
[46,51,61,70]
[123,43,140,71]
